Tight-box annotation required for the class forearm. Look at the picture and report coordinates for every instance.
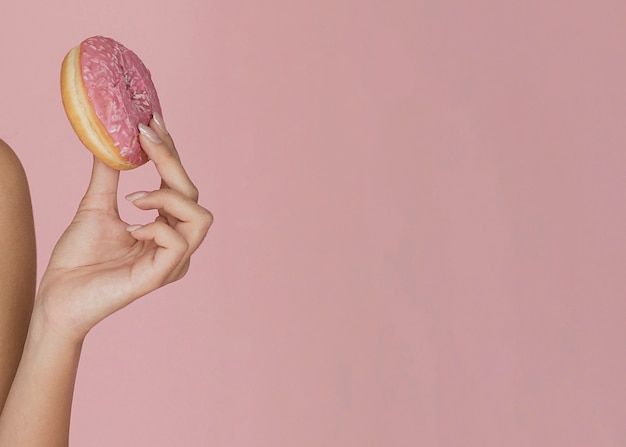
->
[0,304,83,447]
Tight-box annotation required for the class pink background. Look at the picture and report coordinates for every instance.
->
[1,0,625,445]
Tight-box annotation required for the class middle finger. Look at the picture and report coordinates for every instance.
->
[127,189,212,252]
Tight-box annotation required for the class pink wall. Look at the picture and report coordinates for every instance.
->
[1,0,625,445]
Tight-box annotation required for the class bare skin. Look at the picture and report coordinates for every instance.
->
[0,117,213,446]
[0,140,36,413]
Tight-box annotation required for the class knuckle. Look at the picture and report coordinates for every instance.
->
[160,144,178,158]
[199,208,214,228]
[153,147,178,166]
[187,185,199,202]
[177,236,190,254]
[178,261,191,278]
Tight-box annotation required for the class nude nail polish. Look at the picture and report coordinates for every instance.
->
[153,112,168,134]
[138,123,162,143]
[125,191,149,202]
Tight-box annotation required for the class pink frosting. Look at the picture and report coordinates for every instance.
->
[80,36,161,166]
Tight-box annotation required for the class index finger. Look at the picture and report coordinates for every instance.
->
[138,119,199,202]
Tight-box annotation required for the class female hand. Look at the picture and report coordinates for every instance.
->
[35,117,213,343]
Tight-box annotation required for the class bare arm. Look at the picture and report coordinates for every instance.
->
[0,119,212,446]
[0,310,82,445]
[0,139,78,445]
[0,140,36,412]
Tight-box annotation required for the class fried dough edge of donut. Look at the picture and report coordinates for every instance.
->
[61,46,137,171]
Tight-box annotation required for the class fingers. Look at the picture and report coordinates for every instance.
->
[126,189,213,255]
[126,221,189,286]
[139,116,199,201]
[129,114,212,287]
[80,157,120,213]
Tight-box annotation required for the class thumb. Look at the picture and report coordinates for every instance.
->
[79,156,120,213]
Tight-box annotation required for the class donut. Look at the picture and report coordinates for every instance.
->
[61,36,162,170]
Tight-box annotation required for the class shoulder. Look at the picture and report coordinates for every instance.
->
[0,139,29,190]
[0,139,27,184]
[0,139,31,209]
[0,139,34,246]
[0,137,35,277]
[0,138,21,166]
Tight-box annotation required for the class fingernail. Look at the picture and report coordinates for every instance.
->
[126,224,143,232]
[125,191,150,202]
[138,123,163,144]
[153,112,168,134]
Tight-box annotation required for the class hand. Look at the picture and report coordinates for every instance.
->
[35,117,213,343]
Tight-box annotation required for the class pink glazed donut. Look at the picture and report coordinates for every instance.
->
[61,36,162,170]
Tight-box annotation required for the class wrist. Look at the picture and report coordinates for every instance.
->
[29,299,87,351]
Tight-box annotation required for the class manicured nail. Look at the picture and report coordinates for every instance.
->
[138,123,162,144]
[153,112,168,134]
[126,224,143,232]
[125,191,150,202]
